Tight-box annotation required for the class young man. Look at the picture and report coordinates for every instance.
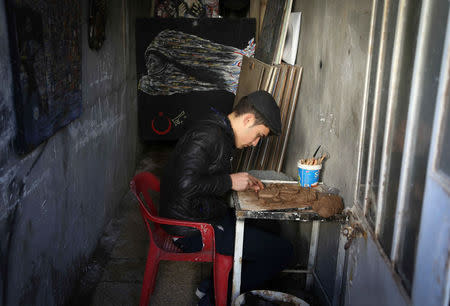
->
[160,90,293,304]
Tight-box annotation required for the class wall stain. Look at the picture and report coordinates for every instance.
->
[2,177,24,306]
[0,104,12,134]
[8,177,24,203]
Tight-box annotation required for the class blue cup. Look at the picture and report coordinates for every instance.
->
[297,162,322,187]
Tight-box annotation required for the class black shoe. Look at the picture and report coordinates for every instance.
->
[197,293,213,306]
[196,278,212,299]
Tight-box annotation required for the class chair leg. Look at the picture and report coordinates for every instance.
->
[140,246,160,306]
[214,254,233,306]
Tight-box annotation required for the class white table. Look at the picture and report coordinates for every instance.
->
[230,180,347,305]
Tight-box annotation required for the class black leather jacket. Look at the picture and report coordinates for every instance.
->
[160,112,234,236]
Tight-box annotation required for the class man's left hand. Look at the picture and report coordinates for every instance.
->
[230,172,264,191]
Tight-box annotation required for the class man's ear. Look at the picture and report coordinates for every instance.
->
[242,113,256,127]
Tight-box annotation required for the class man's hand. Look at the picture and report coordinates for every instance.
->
[230,172,264,191]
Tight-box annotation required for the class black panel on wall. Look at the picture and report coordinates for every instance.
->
[5,0,82,154]
[135,18,255,141]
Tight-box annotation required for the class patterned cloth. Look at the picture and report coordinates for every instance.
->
[138,29,255,96]
[155,0,220,18]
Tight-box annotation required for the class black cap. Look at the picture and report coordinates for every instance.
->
[245,90,281,135]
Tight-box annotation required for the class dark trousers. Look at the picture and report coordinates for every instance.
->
[175,209,294,293]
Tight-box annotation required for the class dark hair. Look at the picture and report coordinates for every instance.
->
[232,96,268,127]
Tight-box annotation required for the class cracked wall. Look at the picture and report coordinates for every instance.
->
[0,0,150,304]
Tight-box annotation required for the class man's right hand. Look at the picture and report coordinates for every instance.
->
[230,172,264,191]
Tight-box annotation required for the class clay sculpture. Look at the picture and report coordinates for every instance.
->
[238,183,344,217]
[311,194,344,218]
[257,184,317,206]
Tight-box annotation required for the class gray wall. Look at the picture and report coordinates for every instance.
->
[282,0,372,301]
[284,0,371,202]
[345,236,408,306]
[0,1,150,305]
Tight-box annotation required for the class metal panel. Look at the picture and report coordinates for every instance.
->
[411,2,450,304]
[306,220,320,290]
[392,0,449,287]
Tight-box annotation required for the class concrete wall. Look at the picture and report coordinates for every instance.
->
[345,235,408,306]
[282,0,372,301]
[284,0,371,201]
[0,1,150,304]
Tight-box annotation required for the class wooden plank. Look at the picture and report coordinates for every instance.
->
[234,56,266,106]
[254,0,292,65]
[261,64,288,169]
[261,63,276,91]
[277,66,303,171]
[272,65,296,169]
[273,64,289,106]
[256,66,281,169]
[268,64,295,170]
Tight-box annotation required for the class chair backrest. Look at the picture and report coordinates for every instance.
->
[131,171,160,211]
[131,171,216,256]
[131,173,230,306]
[130,172,162,233]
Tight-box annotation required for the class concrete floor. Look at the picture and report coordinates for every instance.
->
[70,144,320,306]
[88,143,211,306]
[89,193,211,306]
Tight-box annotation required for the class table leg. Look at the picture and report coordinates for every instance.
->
[232,218,245,303]
[332,223,346,306]
[306,220,320,290]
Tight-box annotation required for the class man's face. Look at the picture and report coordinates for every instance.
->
[234,114,270,149]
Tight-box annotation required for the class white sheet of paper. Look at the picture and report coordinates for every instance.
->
[282,12,302,65]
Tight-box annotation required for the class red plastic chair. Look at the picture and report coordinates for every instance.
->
[130,172,233,306]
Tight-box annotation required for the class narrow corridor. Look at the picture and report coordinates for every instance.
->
[70,143,211,306]
[69,143,317,306]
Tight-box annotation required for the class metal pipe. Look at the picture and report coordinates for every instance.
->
[377,0,412,263]
[232,219,245,302]
[375,0,407,239]
[428,13,450,191]
[356,0,378,209]
[363,0,391,222]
